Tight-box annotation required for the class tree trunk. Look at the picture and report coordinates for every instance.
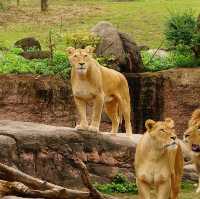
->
[0,161,119,199]
[41,0,48,12]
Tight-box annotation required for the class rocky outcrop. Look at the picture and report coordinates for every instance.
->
[14,37,41,51]
[0,120,198,190]
[0,120,138,188]
[126,68,200,137]
[91,21,143,72]
[0,75,77,128]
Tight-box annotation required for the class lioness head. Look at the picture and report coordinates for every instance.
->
[67,46,95,76]
[145,118,177,150]
[184,109,200,154]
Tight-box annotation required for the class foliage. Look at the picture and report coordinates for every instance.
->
[94,173,138,194]
[181,181,195,192]
[96,55,116,67]
[0,0,10,11]
[65,31,100,49]
[142,51,200,72]
[0,48,70,78]
[164,10,200,56]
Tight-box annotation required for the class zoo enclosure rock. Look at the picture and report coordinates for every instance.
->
[0,120,197,188]
[0,75,77,128]
[0,120,137,188]
[127,68,200,137]
[91,21,144,72]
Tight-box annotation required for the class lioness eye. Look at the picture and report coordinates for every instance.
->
[84,54,88,57]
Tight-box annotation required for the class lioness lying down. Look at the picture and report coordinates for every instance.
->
[184,109,200,193]
[67,46,132,135]
[135,118,183,199]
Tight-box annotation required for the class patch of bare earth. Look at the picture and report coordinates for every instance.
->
[0,5,103,26]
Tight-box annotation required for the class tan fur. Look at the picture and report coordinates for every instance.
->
[67,46,132,135]
[184,109,200,193]
[135,118,183,199]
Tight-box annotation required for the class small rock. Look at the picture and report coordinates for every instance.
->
[147,49,169,58]
[14,37,41,51]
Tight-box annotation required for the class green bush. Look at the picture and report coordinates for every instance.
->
[65,31,100,49]
[142,51,200,72]
[0,48,71,78]
[164,10,200,56]
[94,173,138,194]
[0,0,10,11]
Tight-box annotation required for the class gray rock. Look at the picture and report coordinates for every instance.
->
[91,21,124,71]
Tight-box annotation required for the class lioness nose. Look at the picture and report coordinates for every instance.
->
[171,136,176,140]
[79,63,85,66]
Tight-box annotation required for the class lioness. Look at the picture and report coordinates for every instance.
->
[135,118,183,199]
[184,109,200,193]
[67,46,132,135]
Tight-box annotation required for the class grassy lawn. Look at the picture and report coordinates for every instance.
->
[0,0,200,50]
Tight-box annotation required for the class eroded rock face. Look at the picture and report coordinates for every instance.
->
[0,75,76,128]
[0,120,137,188]
[126,68,200,137]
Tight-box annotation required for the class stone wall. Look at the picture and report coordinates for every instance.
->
[0,68,199,137]
[126,68,200,137]
[0,120,137,188]
[0,75,76,127]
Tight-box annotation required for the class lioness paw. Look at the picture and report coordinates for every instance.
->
[196,186,200,193]
[88,126,99,133]
[75,124,88,131]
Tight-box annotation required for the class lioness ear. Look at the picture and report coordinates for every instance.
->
[145,119,156,131]
[189,109,200,127]
[67,47,75,55]
[85,46,95,54]
[165,118,174,128]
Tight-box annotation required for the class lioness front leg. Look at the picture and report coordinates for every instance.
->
[89,94,104,132]
[157,181,171,199]
[137,179,151,199]
[74,97,88,130]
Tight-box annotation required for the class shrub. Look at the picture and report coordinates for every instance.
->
[142,51,200,72]
[94,173,138,194]
[164,10,200,56]
[65,31,100,49]
[0,48,71,78]
[0,0,10,11]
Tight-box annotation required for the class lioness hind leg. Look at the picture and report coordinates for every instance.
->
[104,99,120,134]
[118,96,132,136]
[74,97,88,130]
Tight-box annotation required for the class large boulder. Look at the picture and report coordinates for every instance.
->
[0,120,197,189]
[91,21,143,72]
[0,120,138,187]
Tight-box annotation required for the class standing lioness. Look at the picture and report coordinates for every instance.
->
[67,46,132,135]
[135,118,183,199]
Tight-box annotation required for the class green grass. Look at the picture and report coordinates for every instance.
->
[112,181,199,199]
[0,0,200,50]
[95,174,199,199]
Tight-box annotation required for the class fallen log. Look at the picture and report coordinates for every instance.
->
[0,161,119,199]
